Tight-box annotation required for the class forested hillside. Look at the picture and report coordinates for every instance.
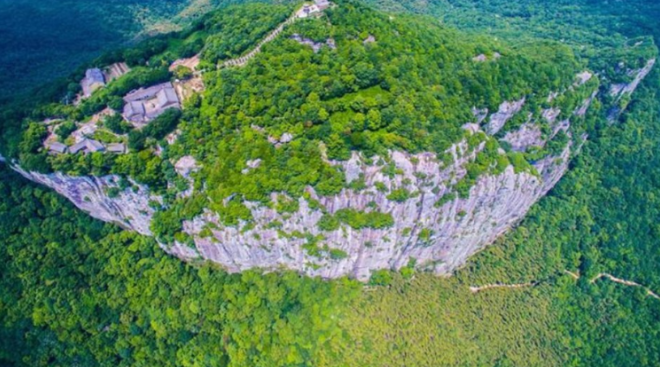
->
[1,0,615,279]
[1,0,660,366]
[365,0,660,48]
[2,70,659,366]
[0,0,295,104]
[340,65,660,367]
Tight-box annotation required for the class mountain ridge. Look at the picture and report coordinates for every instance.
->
[1,0,656,281]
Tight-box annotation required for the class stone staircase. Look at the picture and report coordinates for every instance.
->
[221,12,298,68]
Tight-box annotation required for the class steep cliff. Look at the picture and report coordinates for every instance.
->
[1,104,574,280]
[6,162,159,236]
[3,1,655,281]
[608,58,657,121]
[8,65,641,280]
[175,143,569,280]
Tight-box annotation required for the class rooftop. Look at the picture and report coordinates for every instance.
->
[69,139,105,154]
[85,68,105,83]
[123,82,181,125]
[47,142,68,154]
[124,82,176,102]
[107,143,126,153]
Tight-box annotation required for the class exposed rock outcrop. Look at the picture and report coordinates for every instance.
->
[290,34,336,52]
[502,123,544,151]
[9,165,159,235]
[4,63,654,281]
[609,59,656,101]
[608,58,656,122]
[171,140,570,280]
[484,98,526,135]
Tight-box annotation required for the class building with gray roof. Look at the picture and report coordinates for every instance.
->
[156,87,179,108]
[107,143,126,154]
[81,68,106,97]
[69,139,105,154]
[69,140,88,154]
[315,0,331,10]
[122,82,181,125]
[86,139,105,152]
[123,101,146,123]
[47,142,68,154]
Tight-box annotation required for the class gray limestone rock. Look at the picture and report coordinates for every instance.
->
[10,166,159,235]
[484,99,525,135]
[6,64,652,282]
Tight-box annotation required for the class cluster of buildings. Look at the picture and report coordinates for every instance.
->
[297,0,331,18]
[44,107,128,156]
[50,65,183,156]
[53,0,338,158]
[47,139,126,155]
[79,64,182,130]
[122,82,181,127]
[81,68,106,98]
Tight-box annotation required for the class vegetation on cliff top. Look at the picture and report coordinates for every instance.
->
[2,0,660,365]
[2,1,595,233]
[2,69,660,365]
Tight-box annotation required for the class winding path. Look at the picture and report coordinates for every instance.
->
[469,282,536,293]
[220,8,301,68]
[470,271,660,300]
[590,273,660,300]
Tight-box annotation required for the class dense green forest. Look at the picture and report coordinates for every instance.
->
[2,72,659,365]
[0,0,296,104]
[2,0,660,365]
[2,1,598,236]
[364,0,660,48]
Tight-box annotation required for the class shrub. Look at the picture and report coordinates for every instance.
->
[329,249,349,260]
[55,121,77,140]
[369,269,393,286]
[318,214,341,231]
[387,188,411,202]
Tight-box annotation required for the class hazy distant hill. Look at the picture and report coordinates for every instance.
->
[0,0,285,103]
[0,0,194,102]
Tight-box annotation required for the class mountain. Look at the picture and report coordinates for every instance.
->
[2,0,660,366]
[4,0,651,280]
[2,0,657,280]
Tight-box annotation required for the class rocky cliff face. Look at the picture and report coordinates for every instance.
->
[610,59,656,100]
[608,58,656,121]
[175,143,569,280]
[8,165,159,235]
[4,64,654,281]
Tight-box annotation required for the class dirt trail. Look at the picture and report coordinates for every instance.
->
[590,273,660,300]
[563,270,580,280]
[470,271,660,300]
[469,282,535,293]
